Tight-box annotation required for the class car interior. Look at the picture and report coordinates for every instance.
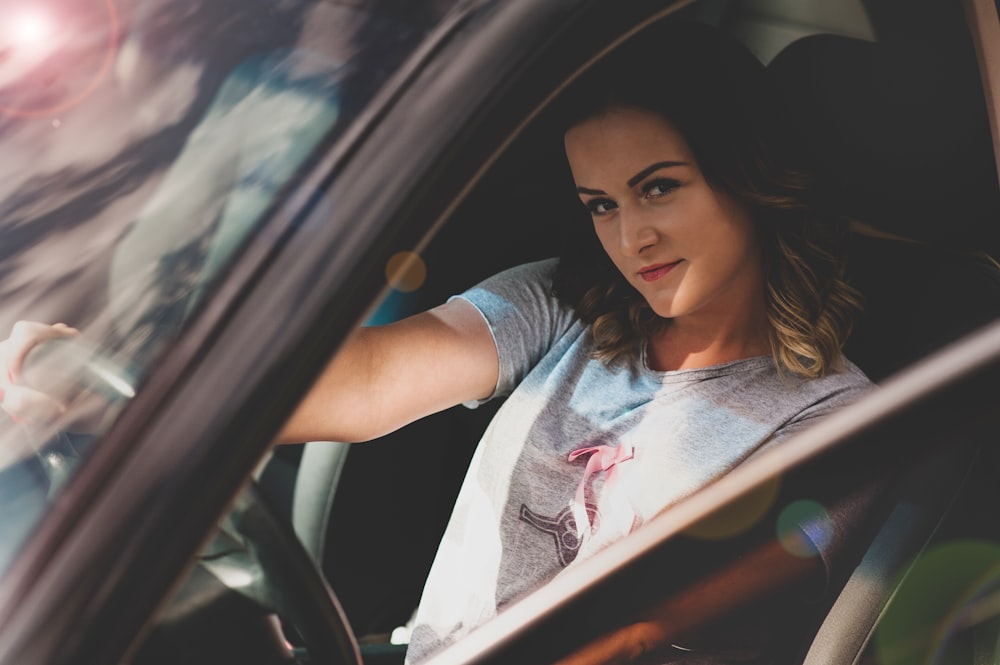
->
[288,0,998,642]
[768,15,1000,660]
[131,0,1000,663]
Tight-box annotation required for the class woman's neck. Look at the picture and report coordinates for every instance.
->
[645,313,771,373]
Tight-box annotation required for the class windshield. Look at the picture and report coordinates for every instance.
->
[0,0,458,573]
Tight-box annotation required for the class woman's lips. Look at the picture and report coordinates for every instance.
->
[638,260,682,282]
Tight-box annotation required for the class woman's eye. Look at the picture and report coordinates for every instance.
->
[643,179,680,199]
[586,198,617,216]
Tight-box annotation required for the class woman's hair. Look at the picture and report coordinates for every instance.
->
[551,20,861,379]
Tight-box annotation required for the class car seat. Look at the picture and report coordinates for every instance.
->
[766,32,1000,382]
[766,32,1000,663]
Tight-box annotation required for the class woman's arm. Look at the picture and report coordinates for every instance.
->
[275,297,499,444]
[1,299,499,444]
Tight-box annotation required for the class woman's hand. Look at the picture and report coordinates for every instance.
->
[0,321,80,426]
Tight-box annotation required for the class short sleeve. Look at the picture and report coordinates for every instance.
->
[450,258,579,401]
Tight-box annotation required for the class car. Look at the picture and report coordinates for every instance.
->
[0,0,998,663]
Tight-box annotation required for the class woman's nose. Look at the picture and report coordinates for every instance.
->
[618,208,658,256]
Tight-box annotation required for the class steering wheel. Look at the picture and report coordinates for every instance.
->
[203,483,363,665]
[14,339,361,663]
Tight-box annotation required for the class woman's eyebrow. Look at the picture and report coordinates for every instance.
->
[626,161,688,188]
[575,160,689,196]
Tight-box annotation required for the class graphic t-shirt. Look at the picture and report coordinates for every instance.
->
[405,259,873,663]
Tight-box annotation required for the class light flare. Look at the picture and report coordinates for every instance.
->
[0,0,119,118]
[684,476,782,540]
[386,251,428,293]
[8,9,56,47]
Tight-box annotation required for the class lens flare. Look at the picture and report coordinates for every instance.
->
[684,476,782,540]
[9,10,54,46]
[776,500,832,558]
[385,251,427,293]
[0,0,119,118]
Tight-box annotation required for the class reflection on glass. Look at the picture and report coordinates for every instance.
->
[0,0,458,574]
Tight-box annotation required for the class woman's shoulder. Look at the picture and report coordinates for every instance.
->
[455,258,561,310]
[479,258,559,286]
[452,258,583,400]
[750,355,875,448]
[827,356,875,391]
[720,354,874,417]
[771,354,875,414]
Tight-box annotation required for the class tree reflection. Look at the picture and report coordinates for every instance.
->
[0,0,456,361]
[0,0,463,581]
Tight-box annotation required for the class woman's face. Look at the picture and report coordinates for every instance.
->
[564,104,765,325]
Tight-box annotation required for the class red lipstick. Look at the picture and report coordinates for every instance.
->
[638,260,682,282]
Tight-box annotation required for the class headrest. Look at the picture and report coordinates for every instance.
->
[768,34,1000,255]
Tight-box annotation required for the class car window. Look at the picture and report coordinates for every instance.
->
[0,0,461,575]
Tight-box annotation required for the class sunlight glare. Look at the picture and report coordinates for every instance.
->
[9,10,55,47]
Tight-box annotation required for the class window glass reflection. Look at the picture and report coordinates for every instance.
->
[0,0,459,574]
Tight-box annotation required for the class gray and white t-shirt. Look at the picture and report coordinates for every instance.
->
[406,259,873,662]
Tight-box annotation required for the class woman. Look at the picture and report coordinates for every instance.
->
[1,19,872,665]
[395,21,872,663]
